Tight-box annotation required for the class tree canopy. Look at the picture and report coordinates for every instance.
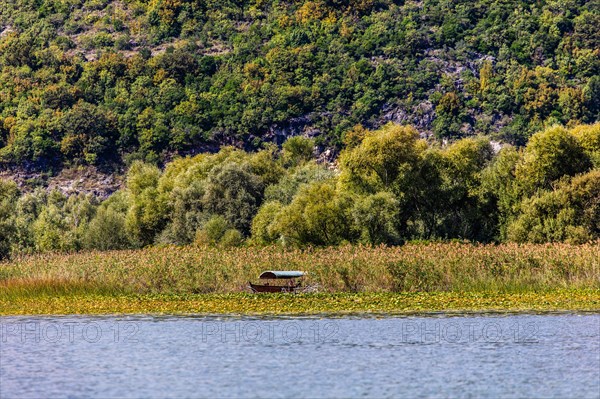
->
[1,123,598,259]
[0,0,599,169]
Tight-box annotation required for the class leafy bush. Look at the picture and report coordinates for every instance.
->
[507,170,600,244]
[0,180,19,259]
[281,136,315,167]
[516,125,592,194]
[202,162,264,235]
[352,192,399,244]
[84,206,130,250]
[195,215,229,246]
[251,201,284,245]
[273,180,357,246]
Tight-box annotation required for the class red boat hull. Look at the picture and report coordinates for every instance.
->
[249,282,300,293]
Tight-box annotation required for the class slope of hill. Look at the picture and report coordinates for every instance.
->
[0,0,599,171]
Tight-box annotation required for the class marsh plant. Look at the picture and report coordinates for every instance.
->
[1,242,598,297]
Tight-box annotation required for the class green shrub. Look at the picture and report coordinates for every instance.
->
[352,192,400,244]
[125,162,169,246]
[202,162,264,235]
[84,207,131,250]
[282,136,315,167]
[273,180,357,246]
[507,170,600,243]
[195,215,229,246]
[0,180,19,259]
[516,125,592,194]
[251,201,284,245]
[220,229,244,247]
[571,123,600,168]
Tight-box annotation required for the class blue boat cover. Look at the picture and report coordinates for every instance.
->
[259,271,305,279]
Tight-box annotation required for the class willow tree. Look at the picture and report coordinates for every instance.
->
[339,123,424,193]
[516,125,591,195]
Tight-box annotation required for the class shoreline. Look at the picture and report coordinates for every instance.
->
[3,290,599,316]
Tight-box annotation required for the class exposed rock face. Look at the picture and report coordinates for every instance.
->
[489,140,504,154]
[263,114,322,145]
[0,25,14,37]
[381,101,436,136]
[0,166,123,200]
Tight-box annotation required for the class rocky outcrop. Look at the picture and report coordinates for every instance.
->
[0,166,123,199]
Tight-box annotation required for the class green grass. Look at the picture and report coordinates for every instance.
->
[1,242,599,315]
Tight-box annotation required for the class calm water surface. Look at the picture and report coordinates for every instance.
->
[1,313,599,398]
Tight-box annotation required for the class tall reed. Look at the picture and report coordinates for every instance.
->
[1,242,598,296]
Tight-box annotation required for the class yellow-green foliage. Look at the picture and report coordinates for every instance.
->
[516,125,592,193]
[272,180,357,246]
[571,123,600,167]
[443,137,494,192]
[83,191,131,250]
[125,161,169,246]
[281,136,315,167]
[352,191,399,244]
[339,123,423,192]
[251,201,284,245]
[2,291,598,316]
[32,192,96,252]
[0,180,19,259]
[508,169,600,243]
[2,123,600,259]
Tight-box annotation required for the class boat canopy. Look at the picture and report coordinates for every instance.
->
[259,271,305,279]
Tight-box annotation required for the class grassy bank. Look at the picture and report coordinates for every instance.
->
[1,242,599,315]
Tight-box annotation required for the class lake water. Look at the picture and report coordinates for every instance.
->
[1,313,599,398]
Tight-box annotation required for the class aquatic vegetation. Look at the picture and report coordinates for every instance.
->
[1,291,598,316]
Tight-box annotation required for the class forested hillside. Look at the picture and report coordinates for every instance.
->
[1,0,599,169]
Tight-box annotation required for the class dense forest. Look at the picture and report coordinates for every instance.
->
[0,1,599,258]
[0,0,599,169]
[0,122,598,259]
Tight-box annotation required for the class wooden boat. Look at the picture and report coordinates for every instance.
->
[249,271,307,293]
[248,282,301,293]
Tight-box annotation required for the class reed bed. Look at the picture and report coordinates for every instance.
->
[1,242,599,297]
